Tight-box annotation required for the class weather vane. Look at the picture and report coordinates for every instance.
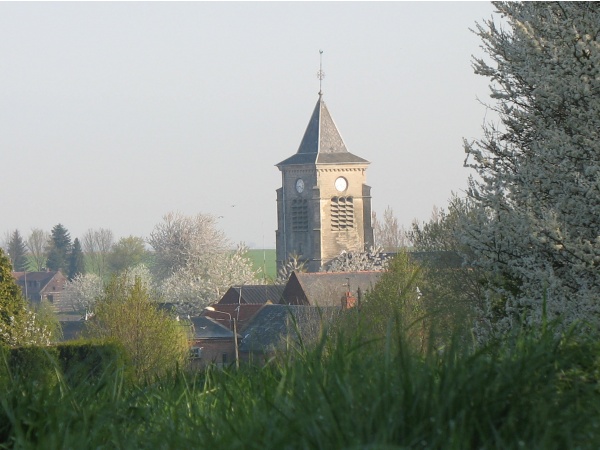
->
[317,49,325,95]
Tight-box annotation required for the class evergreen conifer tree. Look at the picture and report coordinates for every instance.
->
[46,224,72,273]
[68,238,85,280]
[6,229,28,271]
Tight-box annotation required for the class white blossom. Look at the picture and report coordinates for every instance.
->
[0,309,51,347]
[62,273,104,314]
[323,246,388,272]
[463,2,600,339]
[149,212,257,314]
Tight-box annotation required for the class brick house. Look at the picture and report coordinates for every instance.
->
[189,316,238,369]
[190,304,264,369]
[12,271,68,312]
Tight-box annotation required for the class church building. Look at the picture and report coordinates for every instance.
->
[275,92,374,272]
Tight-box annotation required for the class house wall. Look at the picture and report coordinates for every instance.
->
[14,272,68,312]
[190,339,237,369]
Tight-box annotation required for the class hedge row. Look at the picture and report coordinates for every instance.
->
[0,340,129,388]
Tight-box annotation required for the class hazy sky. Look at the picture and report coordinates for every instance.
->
[0,1,497,249]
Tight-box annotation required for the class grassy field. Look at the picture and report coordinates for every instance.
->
[2,320,600,449]
[246,249,277,281]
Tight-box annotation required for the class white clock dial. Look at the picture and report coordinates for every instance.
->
[295,178,305,193]
[335,177,348,192]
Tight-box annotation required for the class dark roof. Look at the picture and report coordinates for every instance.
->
[13,271,61,283]
[238,305,339,354]
[201,304,264,332]
[276,95,369,167]
[282,271,382,306]
[217,285,285,305]
[190,316,235,340]
[12,271,66,296]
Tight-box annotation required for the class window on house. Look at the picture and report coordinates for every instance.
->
[190,347,202,359]
[222,353,228,365]
[331,196,355,230]
[291,198,309,231]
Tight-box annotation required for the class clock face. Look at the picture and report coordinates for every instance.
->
[335,177,348,192]
[295,178,305,193]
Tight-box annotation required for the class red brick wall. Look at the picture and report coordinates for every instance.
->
[190,339,237,369]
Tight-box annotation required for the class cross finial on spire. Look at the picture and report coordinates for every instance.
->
[317,49,325,96]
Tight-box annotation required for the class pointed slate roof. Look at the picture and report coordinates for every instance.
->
[277,94,369,166]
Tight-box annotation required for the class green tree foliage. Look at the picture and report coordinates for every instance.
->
[463,2,600,337]
[409,197,487,341]
[6,230,28,272]
[86,274,189,380]
[0,248,27,339]
[68,238,85,280]
[33,299,63,342]
[0,248,50,347]
[46,224,72,273]
[108,236,150,275]
[354,251,426,352]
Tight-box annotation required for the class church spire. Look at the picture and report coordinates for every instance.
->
[276,95,369,166]
[275,53,369,167]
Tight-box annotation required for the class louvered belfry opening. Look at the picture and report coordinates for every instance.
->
[330,196,354,230]
[291,198,309,231]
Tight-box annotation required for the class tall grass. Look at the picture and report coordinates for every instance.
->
[1,320,600,449]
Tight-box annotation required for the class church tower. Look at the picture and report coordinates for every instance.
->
[275,92,374,272]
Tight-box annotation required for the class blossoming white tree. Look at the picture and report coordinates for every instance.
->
[275,253,307,284]
[323,246,388,273]
[148,212,257,315]
[63,273,104,314]
[463,2,600,337]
